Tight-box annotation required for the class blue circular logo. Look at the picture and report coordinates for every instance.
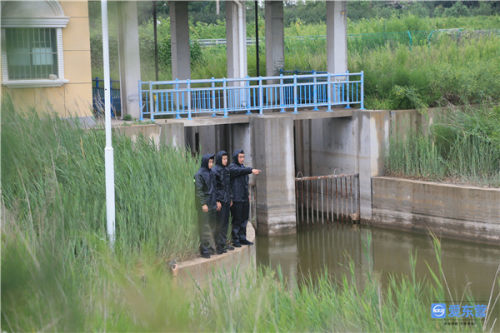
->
[431,303,446,318]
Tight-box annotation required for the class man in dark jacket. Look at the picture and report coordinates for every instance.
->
[229,149,260,247]
[194,154,216,258]
[211,150,235,254]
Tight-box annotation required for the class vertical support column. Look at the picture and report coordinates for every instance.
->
[226,0,248,106]
[117,1,141,119]
[251,116,296,235]
[170,1,191,81]
[354,110,390,221]
[226,0,248,80]
[265,0,284,78]
[326,1,347,105]
[326,1,347,74]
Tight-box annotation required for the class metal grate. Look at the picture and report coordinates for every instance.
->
[295,173,360,225]
[5,28,58,80]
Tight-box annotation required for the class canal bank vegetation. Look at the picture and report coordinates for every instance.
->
[2,105,498,331]
[1,100,200,261]
[3,205,499,331]
[386,104,500,187]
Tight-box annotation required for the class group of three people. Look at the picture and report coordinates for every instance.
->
[194,149,261,258]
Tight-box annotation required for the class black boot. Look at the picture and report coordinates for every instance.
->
[216,247,227,255]
[225,245,235,251]
[240,239,253,246]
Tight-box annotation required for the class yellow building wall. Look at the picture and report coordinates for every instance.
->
[1,0,93,118]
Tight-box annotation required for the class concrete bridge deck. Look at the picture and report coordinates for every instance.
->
[115,107,355,128]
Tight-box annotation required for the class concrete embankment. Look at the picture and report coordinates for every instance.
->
[371,176,500,245]
[171,223,256,284]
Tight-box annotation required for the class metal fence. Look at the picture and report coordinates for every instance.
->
[295,173,360,225]
[139,71,364,120]
[92,77,121,117]
[196,29,500,49]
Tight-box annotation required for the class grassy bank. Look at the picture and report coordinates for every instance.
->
[386,104,500,187]
[3,216,498,331]
[1,101,200,260]
[2,105,499,331]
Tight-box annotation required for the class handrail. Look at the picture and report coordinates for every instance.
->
[139,71,364,120]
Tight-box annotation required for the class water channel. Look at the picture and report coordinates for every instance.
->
[256,224,500,318]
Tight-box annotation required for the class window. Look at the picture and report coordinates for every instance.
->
[5,28,59,80]
[1,0,69,88]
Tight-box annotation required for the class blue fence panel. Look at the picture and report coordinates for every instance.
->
[92,77,121,117]
[139,71,364,120]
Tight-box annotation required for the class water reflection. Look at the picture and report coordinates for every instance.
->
[256,224,500,301]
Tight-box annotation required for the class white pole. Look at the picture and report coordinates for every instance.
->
[101,0,116,246]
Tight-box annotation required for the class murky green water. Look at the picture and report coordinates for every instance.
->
[256,224,500,302]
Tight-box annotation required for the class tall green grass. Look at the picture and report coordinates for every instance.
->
[2,103,498,331]
[1,100,200,260]
[387,105,500,186]
[3,214,498,331]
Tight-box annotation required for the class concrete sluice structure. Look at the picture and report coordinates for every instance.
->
[116,107,388,237]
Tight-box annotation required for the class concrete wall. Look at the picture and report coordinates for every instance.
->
[372,177,500,245]
[114,122,185,148]
[252,116,296,235]
[2,0,93,118]
[296,110,390,221]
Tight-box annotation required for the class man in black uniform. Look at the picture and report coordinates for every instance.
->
[211,150,235,254]
[229,149,260,247]
[194,154,216,258]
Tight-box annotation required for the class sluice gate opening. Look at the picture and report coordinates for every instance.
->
[295,173,360,225]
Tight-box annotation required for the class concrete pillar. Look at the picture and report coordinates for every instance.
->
[230,123,253,168]
[326,1,347,74]
[265,0,284,77]
[354,110,389,221]
[226,1,248,80]
[160,123,185,148]
[170,1,190,80]
[251,116,296,235]
[117,1,141,119]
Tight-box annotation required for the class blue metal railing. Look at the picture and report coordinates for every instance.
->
[92,77,121,117]
[139,71,364,120]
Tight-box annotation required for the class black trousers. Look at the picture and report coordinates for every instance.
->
[215,202,231,250]
[198,209,216,254]
[231,201,250,244]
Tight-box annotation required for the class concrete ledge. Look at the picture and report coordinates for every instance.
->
[155,107,354,127]
[370,177,500,244]
[171,223,256,284]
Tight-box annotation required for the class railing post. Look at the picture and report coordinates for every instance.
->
[258,77,263,115]
[149,81,155,121]
[313,70,318,111]
[175,79,180,119]
[211,77,216,117]
[223,78,228,118]
[293,74,298,114]
[187,79,192,120]
[345,70,351,109]
[327,73,332,112]
[138,80,143,121]
[280,74,285,113]
[246,76,251,114]
[360,71,365,110]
